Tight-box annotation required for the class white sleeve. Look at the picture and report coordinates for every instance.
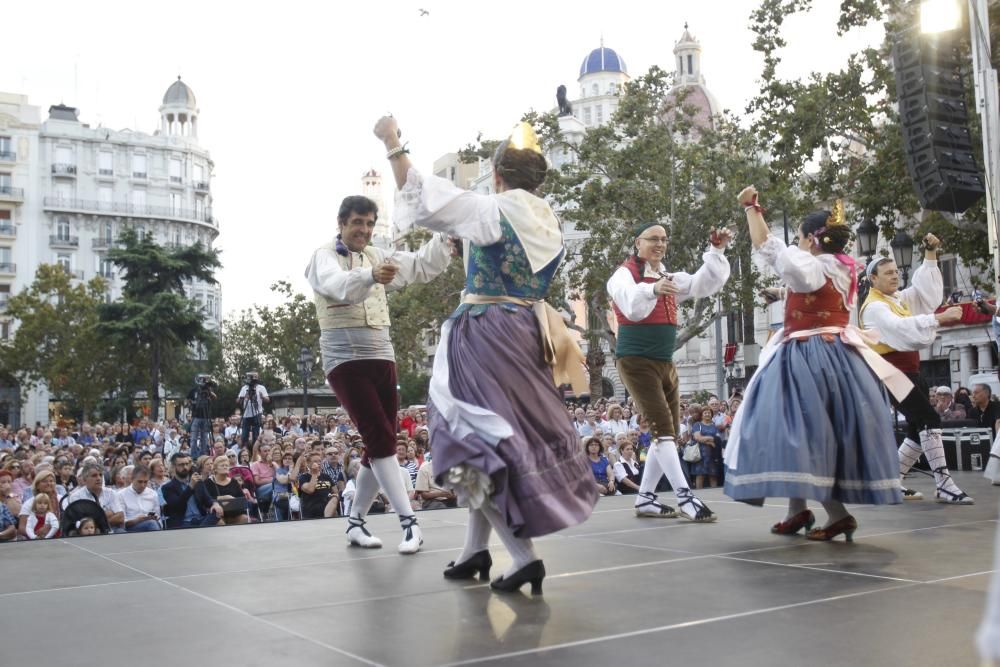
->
[612,461,628,483]
[670,246,732,304]
[862,301,939,351]
[607,266,658,321]
[25,516,38,539]
[304,247,378,305]
[237,386,247,400]
[898,259,943,315]
[43,513,59,538]
[386,232,453,293]
[395,168,502,246]
[259,385,269,401]
[772,243,828,293]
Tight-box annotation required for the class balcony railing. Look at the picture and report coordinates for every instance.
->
[0,186,24,201]
[170,176,183,184]
[98,271,116,280]
[92,237,116,249]
[194,181,210,191]
[0,224,15,237]
[51,163,77,176]
[0,263,15,273]
[0,151,15,162]
[49,235,79,247]
[98,168,114,177]
[132,171,147,180]
[43,197,216,226]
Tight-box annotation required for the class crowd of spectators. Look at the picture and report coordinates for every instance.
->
[2,382,996,543]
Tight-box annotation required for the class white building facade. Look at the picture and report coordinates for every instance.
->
[0,78,221,426]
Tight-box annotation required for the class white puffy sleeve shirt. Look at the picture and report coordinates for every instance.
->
[861,260,943,352]
[607,246,731,321]
[304,233,451,306]
[753,236,854,306]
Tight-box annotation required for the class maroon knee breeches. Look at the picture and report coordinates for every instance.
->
[326,360,398,466]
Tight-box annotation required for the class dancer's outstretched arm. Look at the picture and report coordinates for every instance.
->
[737,185,769,249]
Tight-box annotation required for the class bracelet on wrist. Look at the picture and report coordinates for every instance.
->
[386,143,410,160]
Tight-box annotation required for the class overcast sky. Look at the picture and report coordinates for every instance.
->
[3,0,884,317]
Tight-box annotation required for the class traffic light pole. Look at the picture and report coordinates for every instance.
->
[969,0,1000,284]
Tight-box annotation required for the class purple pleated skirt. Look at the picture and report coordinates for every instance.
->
[428,305,597,538]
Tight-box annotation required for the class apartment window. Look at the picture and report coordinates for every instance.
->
[0,247,11,266]
[170,192,182,214]
[195,197,205,220]
[56,217,71,241]
[206,294,216,317]
[583,107,592,125]
[98,257,114,278]
[132,154,147,178]
[592,84,599,96]
[0,137,11,159]
[0,173,10,190]
[169,158,182,183]
[56,146,73,165]
[609,83,618,95]
[0,284,10,313]
[194,164,205,182]
[131,189,146,210]
[103,221,113,242]
[136,224,146,241]
[0,321,9,339]
[0,210,10,223]
[56,253,71,270]
[98,151,113,175]
[99,186,113,210]
[596,105,604,125]
[172,228,182,246]
[55,183,72,201]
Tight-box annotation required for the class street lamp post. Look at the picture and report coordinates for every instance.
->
[297,347,314,420]
[725,363,745,395]
[855,219,880,310]
[891,230,916,286]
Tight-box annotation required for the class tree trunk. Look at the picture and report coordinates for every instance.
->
[150,340,161,422]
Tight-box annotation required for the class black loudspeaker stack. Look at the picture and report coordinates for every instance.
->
[892,27,986,213]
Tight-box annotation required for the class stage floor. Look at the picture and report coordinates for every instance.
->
[2,471,997,666]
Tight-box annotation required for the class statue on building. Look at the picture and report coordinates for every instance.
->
[556,85,573,116]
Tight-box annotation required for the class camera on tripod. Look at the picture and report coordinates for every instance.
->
[195,374,218,390]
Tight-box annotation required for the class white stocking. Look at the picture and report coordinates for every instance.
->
[457,507,492,564]
[898,437,923,477]
[370,456,416,519]
[350,464,380,520]
[480,502,537,577]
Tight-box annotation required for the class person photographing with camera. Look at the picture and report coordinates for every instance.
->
[187,374,217,459]
[236,372,269,448]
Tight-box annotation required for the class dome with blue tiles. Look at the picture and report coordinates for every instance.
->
[579,45,627,78]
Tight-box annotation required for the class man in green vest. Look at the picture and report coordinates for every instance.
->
[858,233,970,504]
[305,194,451,553]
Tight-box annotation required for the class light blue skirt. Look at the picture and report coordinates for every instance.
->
[724,335,901,505]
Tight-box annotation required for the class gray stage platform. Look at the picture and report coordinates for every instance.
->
[1,472,997,666]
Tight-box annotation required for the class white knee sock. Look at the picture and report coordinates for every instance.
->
[458,507,492,564]
[350,464,381,520]
[898,437,923,477]
[480,502,536,577]
[635,442,665,502]
[370,456,416,520]
[650,437,690,495]
[922,429,963,494]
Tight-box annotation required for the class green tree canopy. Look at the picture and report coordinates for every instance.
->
[99,229,222,420]
[0,265,125,421]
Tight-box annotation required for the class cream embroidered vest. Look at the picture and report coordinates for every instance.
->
[313,242,391,330]
[859,288,912,354]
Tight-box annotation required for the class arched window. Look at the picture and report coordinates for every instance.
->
[591,83,599,96]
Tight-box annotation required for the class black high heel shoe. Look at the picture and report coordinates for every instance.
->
[443,550,493,581]
[490,560,545,595]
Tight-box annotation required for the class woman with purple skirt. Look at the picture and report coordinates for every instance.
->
[374,116,597,594]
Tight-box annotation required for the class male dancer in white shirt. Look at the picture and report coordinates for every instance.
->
[305,195,451,552]
[858,233,971,504]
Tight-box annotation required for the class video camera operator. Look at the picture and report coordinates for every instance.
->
[187,375,217,459]
[237,372,269,447]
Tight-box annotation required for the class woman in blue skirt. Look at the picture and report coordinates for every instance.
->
[724,186,911,541]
